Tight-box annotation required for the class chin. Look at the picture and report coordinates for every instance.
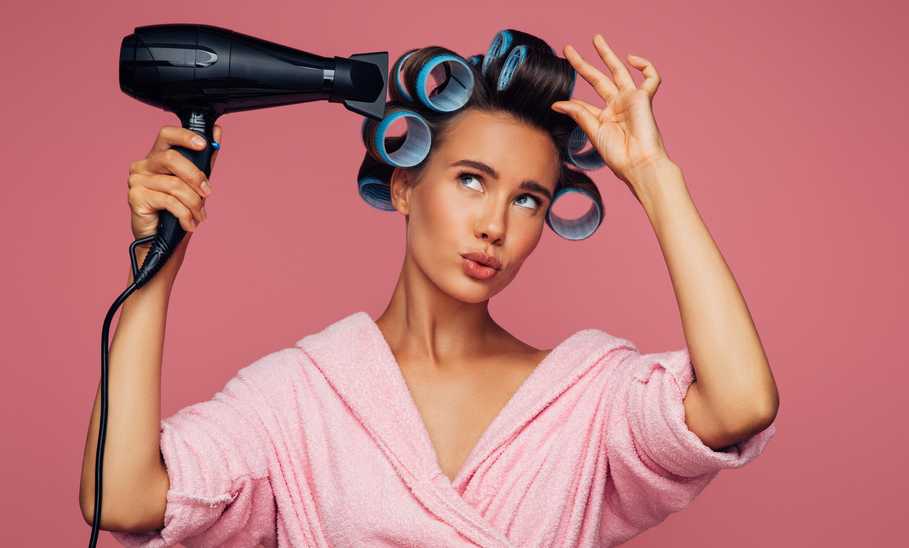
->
[452,286,495,304]
[451,274,510,303]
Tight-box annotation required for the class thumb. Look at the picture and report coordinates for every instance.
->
[551,101,599,142]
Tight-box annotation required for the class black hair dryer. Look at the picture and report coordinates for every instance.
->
[87,24,386,548]
[119,23,388,287]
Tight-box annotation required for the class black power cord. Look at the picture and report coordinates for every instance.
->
[88,234,173,547]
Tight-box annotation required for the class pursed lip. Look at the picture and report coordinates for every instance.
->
[460,251,502,270]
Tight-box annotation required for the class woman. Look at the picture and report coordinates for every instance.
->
[84,29,779,547]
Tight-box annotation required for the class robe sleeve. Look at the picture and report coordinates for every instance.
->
[602,347,777,537]
[110,357,280,547]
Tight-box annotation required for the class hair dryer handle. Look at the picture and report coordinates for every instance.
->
[132,110,217,288]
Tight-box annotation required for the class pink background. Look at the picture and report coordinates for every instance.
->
[1,0,905,546]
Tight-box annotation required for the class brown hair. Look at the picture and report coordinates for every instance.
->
[357,28,604,240]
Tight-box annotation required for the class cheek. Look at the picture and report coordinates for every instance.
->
[417,180,470,233]
[407,182,465,262]
[512,216,544,251]
[504,225,543,273]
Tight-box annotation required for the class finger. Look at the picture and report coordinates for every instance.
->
[131,186,199,232]
[150,126,208,155]
[627,54,661,97]
[563,44,618,102]
[566,97,602,119]
[550,101,600,144]
[148,148,210,195]
[128,172,206,225]
[593,34,636,92]
[552,98,601,120]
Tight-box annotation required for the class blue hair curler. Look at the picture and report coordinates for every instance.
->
[565,124,606,170]
[358,176,394,210]
[466,54,483,67]
[497,45,527,91]
[390,49,419,103]
[481,30,513,76]
[363,108,432,167]
[357,157,396,211]
[414,54,475,112]
[545,169,604,240]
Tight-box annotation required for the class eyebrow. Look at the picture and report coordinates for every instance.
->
[450,159,553,203]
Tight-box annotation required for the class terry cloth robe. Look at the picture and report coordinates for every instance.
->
[112,310,777,547]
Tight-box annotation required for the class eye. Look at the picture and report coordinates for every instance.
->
[514,194,541,210]
[457,171,542,211]
[458,171,483,191]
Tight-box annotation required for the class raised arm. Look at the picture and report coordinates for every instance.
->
[80,124,213,531]
[79,238,188,531]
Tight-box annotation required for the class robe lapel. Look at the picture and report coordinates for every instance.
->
[295,311,637,546]
[447,325,638,492]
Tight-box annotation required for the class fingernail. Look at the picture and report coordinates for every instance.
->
[192,136,206,148]
[201,180,213,196]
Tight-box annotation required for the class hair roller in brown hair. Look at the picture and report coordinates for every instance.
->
[361,104,432,167]
[546,167,604,240]
[391,48,475,112]
[565,124,607,170]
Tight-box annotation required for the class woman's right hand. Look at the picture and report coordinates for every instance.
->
[127,125,223,240]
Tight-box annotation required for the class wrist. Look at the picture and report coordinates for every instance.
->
[127,236,189,290]
[627,159,685,215]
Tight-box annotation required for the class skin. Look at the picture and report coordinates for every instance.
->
[554,33,779,448]
[377,31,780,472]
[374,108,564,481]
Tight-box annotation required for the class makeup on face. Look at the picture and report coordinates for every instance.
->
[462,255,499,280]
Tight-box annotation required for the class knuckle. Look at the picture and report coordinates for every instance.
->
[127,186,142,205]
[127,173,140,188]
[167,194,183,213]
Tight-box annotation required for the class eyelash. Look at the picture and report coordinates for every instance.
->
[457,171,542,210]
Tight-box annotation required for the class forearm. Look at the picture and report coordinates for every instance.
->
[633,161,779,430]
[79,237,189,526]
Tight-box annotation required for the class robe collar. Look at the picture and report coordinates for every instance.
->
[295,310,636,546]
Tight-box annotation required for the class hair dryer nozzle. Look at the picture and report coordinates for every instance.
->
[335,52,389,120]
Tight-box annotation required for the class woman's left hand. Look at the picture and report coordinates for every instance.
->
[552,34,674,194]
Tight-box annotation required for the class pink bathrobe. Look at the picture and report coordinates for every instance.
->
[112,310,777,547]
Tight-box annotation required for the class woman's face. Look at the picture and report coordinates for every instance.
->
[390,108,562,303]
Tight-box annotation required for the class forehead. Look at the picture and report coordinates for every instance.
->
[437,110,560,185]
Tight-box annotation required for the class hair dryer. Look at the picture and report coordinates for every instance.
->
[88,23,388,547]
[120,23,388,287]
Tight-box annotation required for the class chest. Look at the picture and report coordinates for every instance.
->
[397,353,545,483]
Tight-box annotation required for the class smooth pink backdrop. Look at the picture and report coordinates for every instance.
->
[1,0,905,546]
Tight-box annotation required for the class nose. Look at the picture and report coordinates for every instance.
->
[474,197,506,244]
